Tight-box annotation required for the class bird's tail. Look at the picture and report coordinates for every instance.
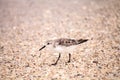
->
[77,39,88,44]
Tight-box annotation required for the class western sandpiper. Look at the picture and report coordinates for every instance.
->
[39,38,88,65]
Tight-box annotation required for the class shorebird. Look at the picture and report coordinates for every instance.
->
[39,38,88,65]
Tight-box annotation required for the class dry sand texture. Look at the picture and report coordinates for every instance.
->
[0,0,120,80]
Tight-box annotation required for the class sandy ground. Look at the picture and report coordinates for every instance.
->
[0,0,120,80]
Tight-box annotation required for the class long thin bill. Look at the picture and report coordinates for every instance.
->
[39,45,46,51]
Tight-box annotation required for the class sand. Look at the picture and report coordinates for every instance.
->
[0,0,120,80]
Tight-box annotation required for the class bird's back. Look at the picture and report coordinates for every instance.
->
[55,38,88,47]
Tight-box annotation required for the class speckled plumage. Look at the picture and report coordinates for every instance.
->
[53,38,88,47]
[39,38,88,65]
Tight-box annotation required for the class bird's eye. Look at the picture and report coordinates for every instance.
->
[47,43,50,45]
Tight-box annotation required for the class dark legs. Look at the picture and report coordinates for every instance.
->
[51,53,71,65]
[52,53,61,65]
[67,53,71,63]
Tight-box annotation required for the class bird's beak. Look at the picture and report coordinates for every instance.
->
[39,45,46,51]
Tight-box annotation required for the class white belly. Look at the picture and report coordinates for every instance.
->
[54,45,76,54]
[46,44,77,55]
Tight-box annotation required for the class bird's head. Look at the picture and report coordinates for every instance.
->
[39,40,53,51]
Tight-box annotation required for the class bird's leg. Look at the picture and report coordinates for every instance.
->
[67,53,71,63]
[52,53,61,65]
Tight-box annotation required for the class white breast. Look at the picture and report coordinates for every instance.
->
[54,45,77,54]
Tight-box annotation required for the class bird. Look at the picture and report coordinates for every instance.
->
[39,38,88,65]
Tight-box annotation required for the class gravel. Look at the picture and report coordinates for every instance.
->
[0,0,120,80]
